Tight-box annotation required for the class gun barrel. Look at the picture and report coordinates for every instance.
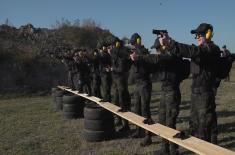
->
[152,29,168,35]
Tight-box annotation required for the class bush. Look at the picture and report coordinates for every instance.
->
[0,19,115,94]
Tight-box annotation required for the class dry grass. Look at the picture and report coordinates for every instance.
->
[0,70,235,155]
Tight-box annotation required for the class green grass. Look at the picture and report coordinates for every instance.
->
[0,70,235,155]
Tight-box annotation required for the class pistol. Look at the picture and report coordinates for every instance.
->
[152,29,168,36]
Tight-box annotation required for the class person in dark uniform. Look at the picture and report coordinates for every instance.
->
[97,40,112,102]
[106,36,123,127]
[73,48,92,96]
[211,45,234,143]
[89,49,102,98]
[129,33,154,147]
[222,45,231,82]
[155,23,221,144]
[110,37,131,132]
[130,36,190,155]
[61,50,77,90]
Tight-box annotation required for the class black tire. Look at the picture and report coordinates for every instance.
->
[63,95,84,119]
[63,111,80,119]
[83,129,114,142]
[55,96,63,111]
[63,104,79,112]
[51,89,57,105]
[51,87,58,94]
[51,92,56,105]
[63,95,84,105]
[84,119,114,131]
[63,104,83,117]
[52,96,56,106]
[55,90,64,97]
[84,103,113,120]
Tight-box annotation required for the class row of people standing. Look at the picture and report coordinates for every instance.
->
[57,34,155,146]
[59,48,92,94]
[97,37,131,133]
[130,32,191,155]
[56,23,234,155]
[130,23,234,155]
[57,37,133,133]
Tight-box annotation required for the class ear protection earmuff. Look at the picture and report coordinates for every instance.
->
[136,37,141,45]
[206,29,213,40]
[115,41,120,48]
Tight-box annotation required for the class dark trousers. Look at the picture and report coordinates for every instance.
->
[91,73,101,98]
[189,88,217,143]
[113,73,130,126]
[113,74,130,110]
[68,71,75,89]
[133,80,152,118]
[159,87,180,155]
[101,72,112,102]
[133,79,152,136]
[73,73,91,95]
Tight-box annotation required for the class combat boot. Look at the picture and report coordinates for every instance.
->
[117,107,128,112]
[86,92,92,97]
[99,98,110,102]
[143,117,155,125]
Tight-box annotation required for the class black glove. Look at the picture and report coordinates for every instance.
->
[143,118,155,125]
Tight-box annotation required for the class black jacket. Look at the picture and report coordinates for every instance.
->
[63,57,77,73]
[169,40,221,88]
[110,46,131,75]
[90,53,100,75]
[136,52,190,89]
[131,45,152,81]
[74,56,91,77]
[99,51,111,74]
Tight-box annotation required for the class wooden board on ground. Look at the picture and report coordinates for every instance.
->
[58,86,235,155]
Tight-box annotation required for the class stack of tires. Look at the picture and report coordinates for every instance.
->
[63,94,85,119]
[54,89,64,111]
[83,102,115,142]
[51,87,58,106]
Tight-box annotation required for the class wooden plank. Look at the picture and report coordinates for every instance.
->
[57,86,235,155]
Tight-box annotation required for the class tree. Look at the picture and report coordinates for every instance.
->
[4,18,13,26]
[81,18,101,29]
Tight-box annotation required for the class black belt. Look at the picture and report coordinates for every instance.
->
[192,87,212,93]
[162,85,179,91]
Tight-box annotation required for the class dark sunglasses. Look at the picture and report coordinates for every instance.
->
[195,34,205,39]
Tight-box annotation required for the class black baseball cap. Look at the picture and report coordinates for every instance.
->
[191,23,213,34]
[130,33,141,45]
